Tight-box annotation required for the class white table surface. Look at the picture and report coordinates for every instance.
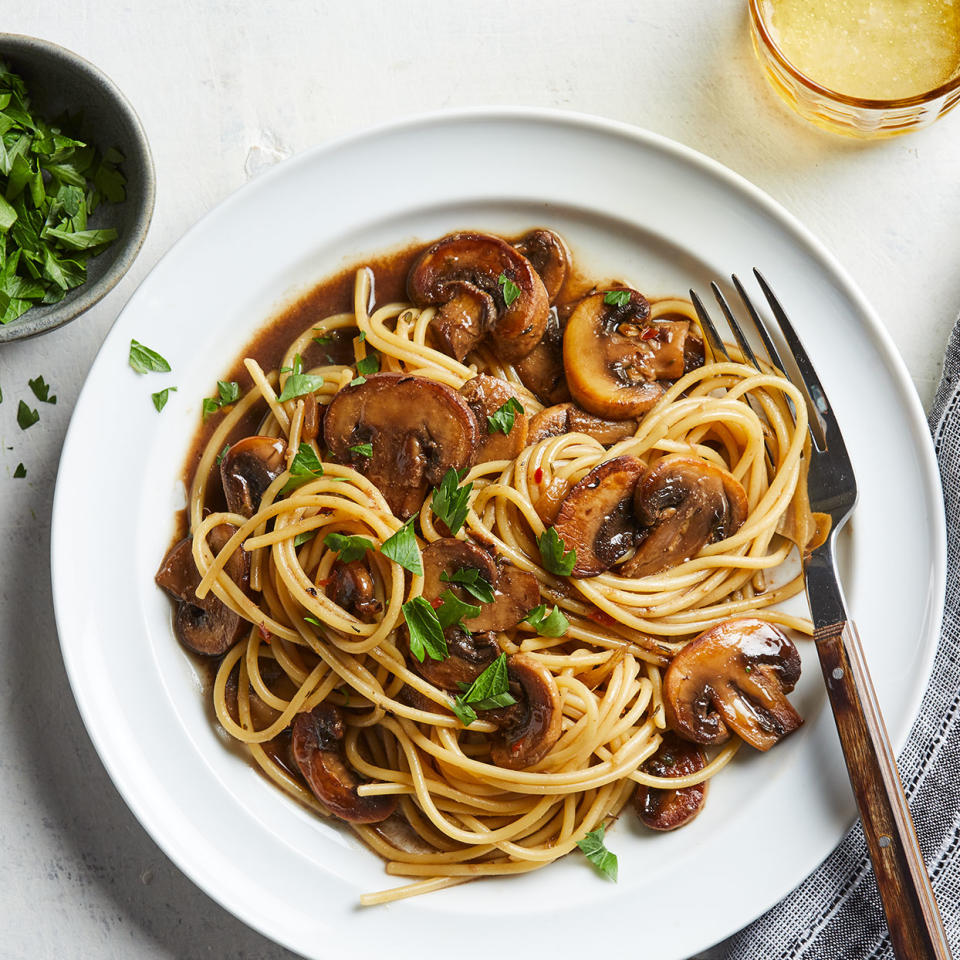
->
[1,3,957,958]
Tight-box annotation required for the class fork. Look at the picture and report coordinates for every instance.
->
[691,273,952,960]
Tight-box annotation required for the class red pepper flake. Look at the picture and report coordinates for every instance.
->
[589,608,618,627]
[534,467,544,484]
[641,327,659,341]
[258,622,272,643]
[429,597,443,609]
[315,578,331,588]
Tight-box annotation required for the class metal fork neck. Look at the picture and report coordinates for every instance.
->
[806,535,849,631]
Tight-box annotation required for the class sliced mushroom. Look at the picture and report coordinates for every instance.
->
[402,625,501,691]
[513,307,570,405]
[220,435,287,517]
[459,374,528,463]
[425,283,493,362]
[328,559,382,621]
[514,228,570,303]
[618,455,749,579]
[488,654,562,769]
[420,538,540,632]
[323,372,478,519]
[291,703,398,823]
[633,732,708,831]
[563,290,704,419]
[552,456,646,577]
[528,402,638,446]
[662,618,803,751]
[301,393,322,443]
[155,523,250,656]
[408,232,550,363]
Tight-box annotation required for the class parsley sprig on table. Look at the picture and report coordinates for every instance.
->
[0,62,126,324]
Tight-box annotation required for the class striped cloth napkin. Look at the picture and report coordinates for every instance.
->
[713,317,960,958]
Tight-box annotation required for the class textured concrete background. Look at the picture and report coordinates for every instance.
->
[1,2,958,957]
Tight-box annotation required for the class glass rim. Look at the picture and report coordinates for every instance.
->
[749,0,960,109]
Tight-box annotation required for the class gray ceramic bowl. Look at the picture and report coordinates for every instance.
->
[0,34,155,342]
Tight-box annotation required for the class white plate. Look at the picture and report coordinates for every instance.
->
[51,109,946,960]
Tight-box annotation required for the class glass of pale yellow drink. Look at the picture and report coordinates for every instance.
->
[749,0,960,137]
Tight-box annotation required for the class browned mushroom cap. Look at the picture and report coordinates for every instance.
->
[514,229,570,303]
[663,618,803,751]
[328,559,382,622]
[402,625,501,690]
[618,455,749,579]
[459,374,528,464]
[221,436,287,517]
[488,654,562,768]
[563,290,701,419]
[552,456,646,577]
[408,232,550,363]
[425,283,493,362]
[633,732,708,831]
[420,538,539,632]
[528,402,638,446]
[323,373,479,519]
[291,703,398,823]
[513,307,570,405]
[155,524,250,656]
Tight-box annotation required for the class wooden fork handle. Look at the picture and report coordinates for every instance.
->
[815,620,951,959]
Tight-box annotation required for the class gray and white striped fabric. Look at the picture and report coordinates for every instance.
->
[718,318,960,959]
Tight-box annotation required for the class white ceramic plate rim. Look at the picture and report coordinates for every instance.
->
[51,107,946,959]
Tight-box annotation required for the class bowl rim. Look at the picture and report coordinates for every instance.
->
[0,32,156,343]
[748,0,960,110]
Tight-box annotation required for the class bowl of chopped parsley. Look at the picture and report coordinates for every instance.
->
[0,34,155,341]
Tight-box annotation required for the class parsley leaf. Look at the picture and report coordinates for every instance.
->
[28,375,56,404]
[523,603,569,637]
[151,386,177,412]
[277,364,324,403]
[16,400,38,430]
[380,517,423,575]
[440,567,495,603]
[577,824,618,882]
[487,396,524,434]
[13,463,26,479]
[281,442,324,493]
[452,653,516,726]
[217,380,240,405]
[129,339,171,374]
[402,596,449,663]
[498,272,521,306]
[436,589,481,630]
[538,527,576,577]
[216,443,231,465]
[312,334,332,346]
[603,289,631,307]
[431,467,472,535]
[350,376,366,386]
[349,442,373,458]
[355,353,379,376]
[323,531,375,563]
[201,397,221,420]
[294,530,316,547]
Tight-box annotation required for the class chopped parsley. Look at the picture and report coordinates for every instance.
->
[202,380,241,419]
[281,442,324,493]
[497,272,521,306]
[12,462,26,478]
[349,442,373,458]
[487,396,524,434]
[431,467,472,535]
[435,589,481,630]
[293,530,316,548]
[355,353,379,376]
[129,339,171,374]
[16,400,38,430]
[452,654,516,726]
[27,375,56,404]
[278,354,324,402]
[402,596,449,663]
[440,567,495,604]
[151,386,176,412]
[216,443,231,465]
[577,824,618,881]
[603,289,631,307]
[380,517,423,575]
[537,527,576,577]
[323,531,375,563]
[523,603,569,637]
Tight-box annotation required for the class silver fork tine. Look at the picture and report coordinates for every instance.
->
[689,289,730,361]
[710,281,761,371]
[731,274,789,377]
[753,269,841,452]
